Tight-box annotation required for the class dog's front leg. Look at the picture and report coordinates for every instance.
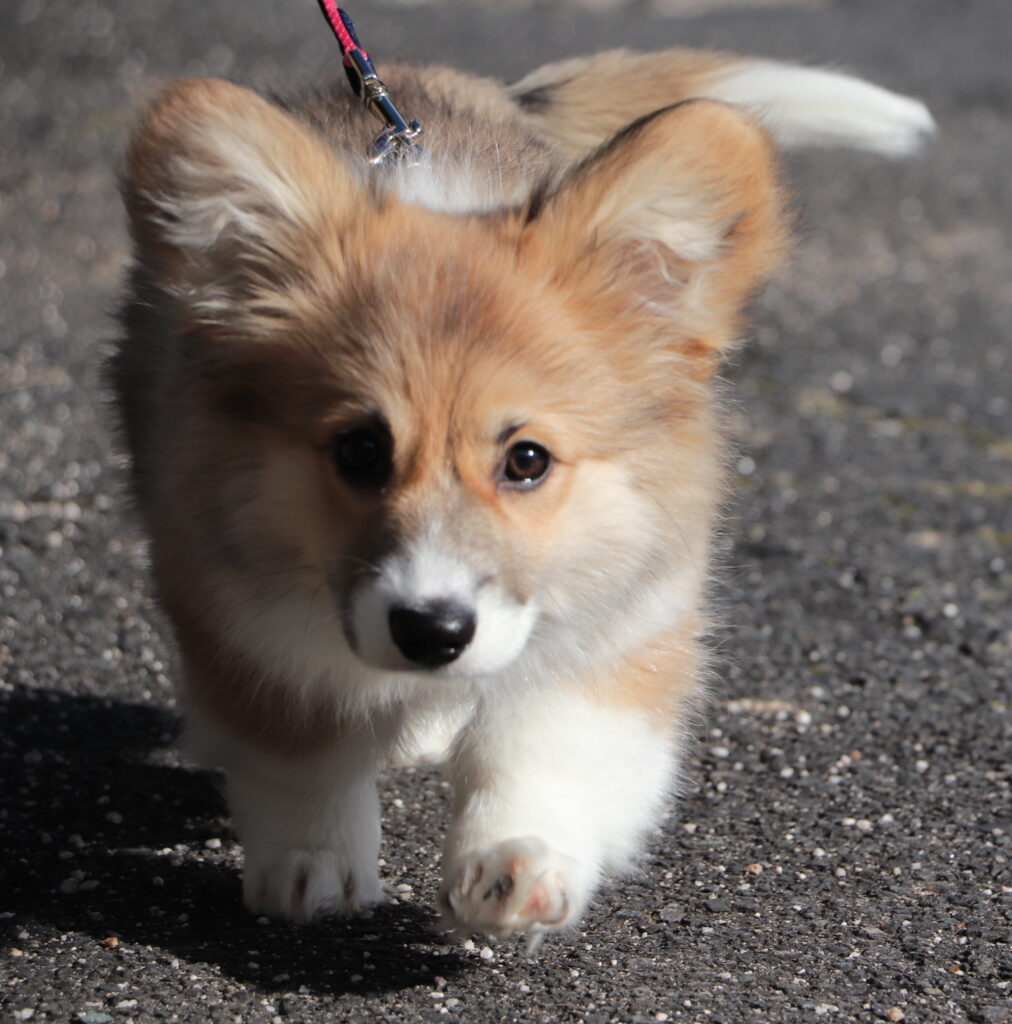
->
[440,634,699,943]
[201,719,390,923]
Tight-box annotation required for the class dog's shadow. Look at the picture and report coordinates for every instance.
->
[0,685,469,994]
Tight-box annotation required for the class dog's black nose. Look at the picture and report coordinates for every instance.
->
[388,602,476,667]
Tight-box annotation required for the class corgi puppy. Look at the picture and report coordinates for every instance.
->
[110,47,932,943]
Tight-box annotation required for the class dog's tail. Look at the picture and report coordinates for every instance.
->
[509,49,934,159]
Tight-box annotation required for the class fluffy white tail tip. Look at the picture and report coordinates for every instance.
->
[708,62,936,157]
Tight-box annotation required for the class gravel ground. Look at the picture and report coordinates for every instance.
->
[1,1,1010,1022]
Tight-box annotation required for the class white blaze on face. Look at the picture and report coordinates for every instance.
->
[349,526,538,676]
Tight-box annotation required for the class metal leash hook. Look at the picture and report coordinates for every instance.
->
[345,48,424,164]
[316,0,424,165]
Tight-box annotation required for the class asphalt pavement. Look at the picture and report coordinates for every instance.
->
[1,1,1009,1022]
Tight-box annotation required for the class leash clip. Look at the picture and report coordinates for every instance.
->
[345,48,424,165]
[317,2,424,166]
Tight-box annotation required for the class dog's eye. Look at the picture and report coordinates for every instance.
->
[502,441,552,488]
[333,426,392,488]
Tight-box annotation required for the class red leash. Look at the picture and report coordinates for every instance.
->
[316,0,370,93]
[315,1,423,163]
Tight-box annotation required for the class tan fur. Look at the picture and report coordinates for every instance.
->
[112,63,784,752]
[583,616,705,724]
[522,98,787,353]
[510,48,746,158]
[103,45,935,933]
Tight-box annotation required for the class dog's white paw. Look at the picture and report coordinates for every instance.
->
[439,836,582,940]
[243,847,384,923]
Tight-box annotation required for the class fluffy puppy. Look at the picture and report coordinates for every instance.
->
[110,48,931,942]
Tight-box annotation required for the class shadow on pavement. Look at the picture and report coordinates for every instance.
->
[0,685,469,994]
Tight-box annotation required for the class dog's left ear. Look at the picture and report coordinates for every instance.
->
[523,100,787,361]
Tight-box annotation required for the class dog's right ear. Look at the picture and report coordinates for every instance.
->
[126,78,358,322]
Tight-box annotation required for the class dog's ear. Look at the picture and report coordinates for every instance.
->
[523,100,787,362]
[126,78,358,322]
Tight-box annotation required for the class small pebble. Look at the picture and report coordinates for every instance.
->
[659,903,685,923]
[886,1008,904,1022]
[479,945,494,960]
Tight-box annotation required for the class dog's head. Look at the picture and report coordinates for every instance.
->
[125,79,785,679]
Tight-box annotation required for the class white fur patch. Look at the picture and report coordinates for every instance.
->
[195,718,389,922]
[381,154,532,214]
[704,60,936,156]
[442,689,683,938]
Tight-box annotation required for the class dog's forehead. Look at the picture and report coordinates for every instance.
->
[340,230,588,394]
[354,218,533,325]
[282,212,661,449]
